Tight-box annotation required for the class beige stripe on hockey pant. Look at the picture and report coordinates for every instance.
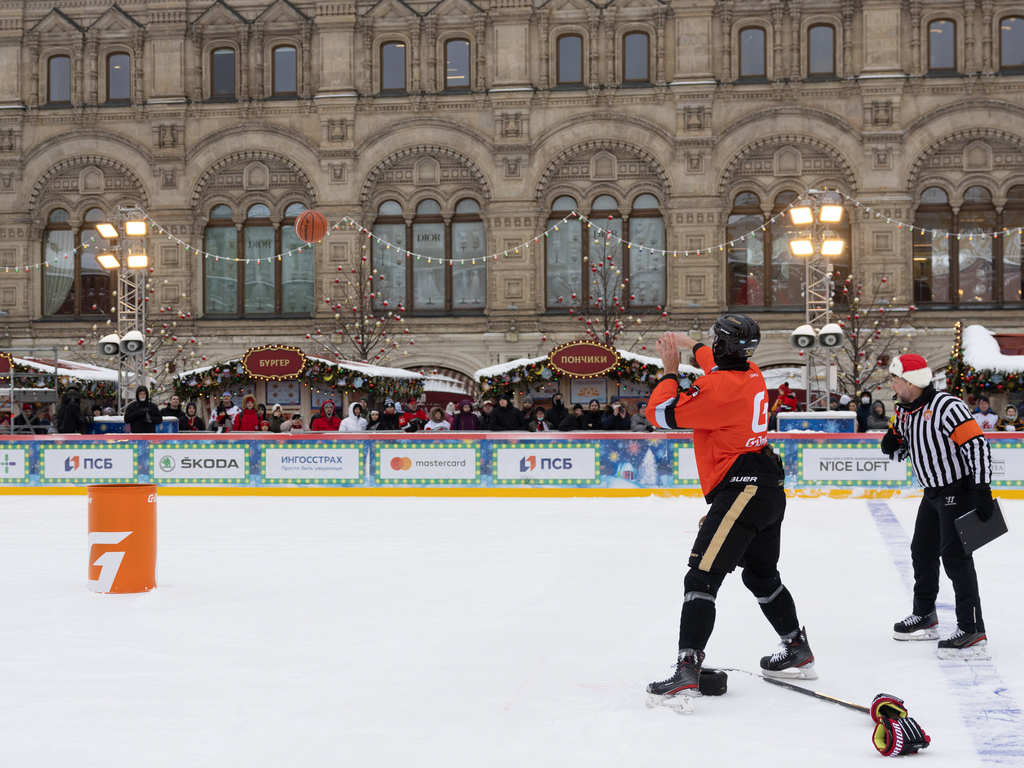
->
[698,484,757,572]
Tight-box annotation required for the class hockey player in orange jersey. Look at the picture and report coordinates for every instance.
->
[645,315,816,709]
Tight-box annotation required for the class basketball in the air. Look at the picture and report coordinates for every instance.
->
[294,210,328,243]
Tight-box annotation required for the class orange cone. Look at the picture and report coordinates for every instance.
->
[87,484,157,593]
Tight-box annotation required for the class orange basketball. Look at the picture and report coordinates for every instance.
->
[294,210,328,243]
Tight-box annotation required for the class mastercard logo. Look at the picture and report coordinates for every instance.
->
[389,456,413,471]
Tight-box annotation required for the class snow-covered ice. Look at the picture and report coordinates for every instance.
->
[1,494,1021,767]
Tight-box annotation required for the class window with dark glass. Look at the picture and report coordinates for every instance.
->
[1003,186,1024,303]
[273,46,297,95]
[107,53,131,101]
[626,194,665,306]
[808,24,835,76]
[739,27,766,78]
[912,188,952,303]
[48,56,71,104]
[1001,17,1024,69]
[372,199,486,312]
[928,20,956,72]
[727,192,765,306]
[42,208,113,317]
[381,42,406,92]
[958,186,995,303]
[211,48,236,97]
[445,39,470,90]
[557,35,583,85]
[623,32,649,82]
[203,203,314,316]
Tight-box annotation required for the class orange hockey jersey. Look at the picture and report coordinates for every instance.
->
[646,344,770,497]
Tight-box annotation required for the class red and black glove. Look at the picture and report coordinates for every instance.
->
[872,716,931,756]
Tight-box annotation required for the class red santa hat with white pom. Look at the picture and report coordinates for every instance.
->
[889,354,933,388]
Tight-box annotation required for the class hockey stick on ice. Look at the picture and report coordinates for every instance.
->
[720,668,870,715]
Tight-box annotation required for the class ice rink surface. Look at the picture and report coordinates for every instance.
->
[1,493,1021,768]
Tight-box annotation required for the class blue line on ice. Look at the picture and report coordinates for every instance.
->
[867,500,1024,765]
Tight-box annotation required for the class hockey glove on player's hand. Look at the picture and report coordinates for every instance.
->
[872,716,931,756]
[974,483,996,523]
[880,428,903,460]
[870,693,908,723]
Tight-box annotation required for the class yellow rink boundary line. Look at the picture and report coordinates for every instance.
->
[3,487,1021,499]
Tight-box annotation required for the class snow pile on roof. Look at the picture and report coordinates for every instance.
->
[13,357,119,383]
[963,325,1024,374]
[474,356,548,380]
[617,349,703,378]
[422,374,473,395]
[307,357,423,380]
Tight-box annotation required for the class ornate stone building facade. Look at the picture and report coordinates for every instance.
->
[2,0,1023,384]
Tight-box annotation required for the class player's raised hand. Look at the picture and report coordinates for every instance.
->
[657,333,681,375]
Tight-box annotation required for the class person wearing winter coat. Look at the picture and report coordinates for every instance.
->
[444,402,457,425]
[424,406,451,431]
[339,402,368,432]
[366,410,382,430]
[56,385,91,434]
[209,404,233,433]
[233,394,262,432]
[866,400,890,430]
[495,393,528,431]
[972,396,999,430]
[374,399,402,431]
[280,413,307,433]
[631,400,655,432]
[451,399,480,431]
[546,392,568,427]
[528,406,553,432]
[218,392,241,420]
[181,402,206,431]
[582,399,604,430]
[14,403,50,434]
[310,401,342,431]
[123,385,163,434]
[267,404,286,433]
[996,404,1023,432]
[519,397,535,425]
[601,398,631,430]
[477,400,500,431]
[159,394,187,426]
[557,403,586,431]
[399,399,428,432]
[856,390,873,433]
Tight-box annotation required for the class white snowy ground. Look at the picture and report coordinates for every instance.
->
[1,494,1021,768]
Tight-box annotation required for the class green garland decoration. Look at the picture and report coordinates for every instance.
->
[172,357,423,402]
[7,361,119,403]
[949,321,1024,395]
[476,355,670,399]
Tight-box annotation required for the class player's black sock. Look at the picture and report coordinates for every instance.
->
[677,569,725,651]
[742,568,800,638]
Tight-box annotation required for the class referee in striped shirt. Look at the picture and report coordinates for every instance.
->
[882,354,994,658]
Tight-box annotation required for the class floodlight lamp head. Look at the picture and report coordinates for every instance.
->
[790,206,814,225]
[127,252,149,269]
[96,223,118,240]
[789,239,815,256]
[821,238,845,256]
[124,220,147,237]
[98,333,121,356]
[96,252,121,269]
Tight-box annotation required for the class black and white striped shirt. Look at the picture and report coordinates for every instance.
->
[893,389,992,489]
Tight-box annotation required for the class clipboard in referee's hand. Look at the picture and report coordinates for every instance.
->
[956,500,1008,556]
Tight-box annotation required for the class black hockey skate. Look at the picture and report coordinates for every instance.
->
[646,650,704,715]
[937,627,990,660]
[760,626,817,680]
[893,610,939,641]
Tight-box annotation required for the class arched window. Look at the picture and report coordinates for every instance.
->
[546,196,582,308]
[959,186,995,303]
[372,199,487,312]
[273,46,297,95]
[557,35,583,85]
[628,194,665,306]
[807,24,835,77]
[1004,186,1024,303]
[727,192,765,306]
[210,48,236,98]
[380,42,406,92]
[912,187,952,303]
[739,27,766,79]
[445,39,470,90]
[48,55,71,104]
[1000,17,1024,70]
[769,191,804,307]
[928,20,956,72]
[106,53,131,102]
[42,208,112,317]
[203,202,314,316]
[623,32,650,83]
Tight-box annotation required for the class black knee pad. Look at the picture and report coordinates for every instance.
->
[741,567,782,599]
[684,568,726,598]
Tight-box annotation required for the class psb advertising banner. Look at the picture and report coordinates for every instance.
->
[797,442,913,487]
[0,445,29,484]
[151,443,249,484]
[375,443,481,485]
[493,443,599,485]
[40,444,138,484]
[261,444,364,484]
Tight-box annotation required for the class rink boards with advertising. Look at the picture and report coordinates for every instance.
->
[1,433,1023,494]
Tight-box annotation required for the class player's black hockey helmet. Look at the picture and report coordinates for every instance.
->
[710,314,761,360]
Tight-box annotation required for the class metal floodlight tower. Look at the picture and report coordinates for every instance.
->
[788,190,845,412]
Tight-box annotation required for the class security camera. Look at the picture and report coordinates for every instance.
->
[790,324,817,350]
[98,333,121,356]
[120,330,145,355]
[817,322,844,348]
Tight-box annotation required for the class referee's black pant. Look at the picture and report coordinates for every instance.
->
[911,481,985,633]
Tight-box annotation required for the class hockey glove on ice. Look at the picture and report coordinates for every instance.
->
[872,716,930,757]
[974,483,996,523]
[880,428,903,460]
[870,693,908,723]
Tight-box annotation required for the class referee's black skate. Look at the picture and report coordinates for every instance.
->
[893,610,939,641]
[646,649,704,714]
[937,627,990,660]
[760,627,817,680]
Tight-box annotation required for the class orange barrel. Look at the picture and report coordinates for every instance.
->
[87,484,157,593]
